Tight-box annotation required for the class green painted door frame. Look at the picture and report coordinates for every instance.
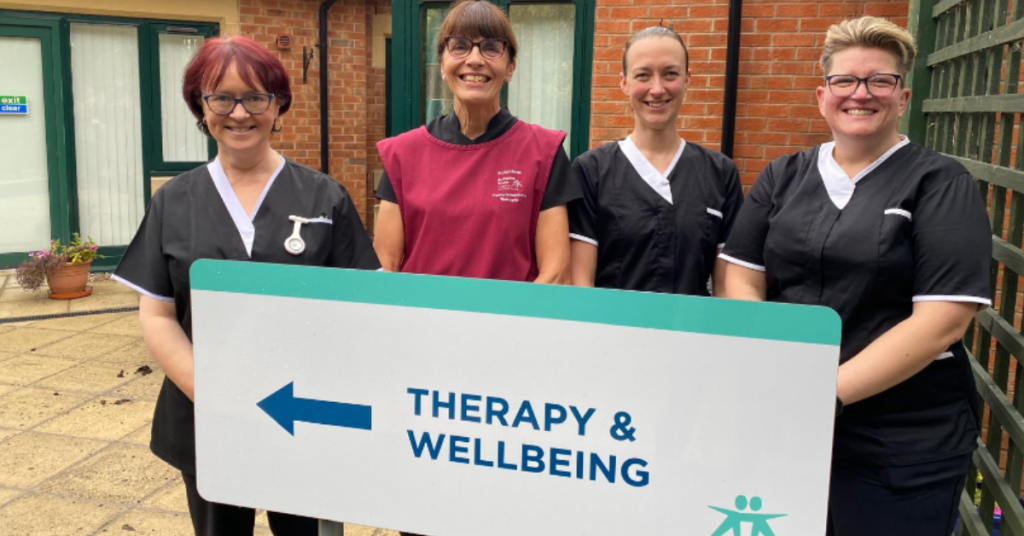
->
[390,0,595,158]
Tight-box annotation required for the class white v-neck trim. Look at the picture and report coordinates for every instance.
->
[817,137,910,210]
[208,155,287,257]
[618,136,686,204]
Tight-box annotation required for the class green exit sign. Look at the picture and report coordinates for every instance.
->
[0,96,28,115]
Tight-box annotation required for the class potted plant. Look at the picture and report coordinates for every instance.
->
[15,234,104,299]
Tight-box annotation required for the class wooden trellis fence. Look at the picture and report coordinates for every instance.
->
[909,0,1024,532]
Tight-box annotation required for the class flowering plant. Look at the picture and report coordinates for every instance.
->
[15,234,103,292]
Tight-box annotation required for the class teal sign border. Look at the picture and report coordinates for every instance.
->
[191,259,841,346]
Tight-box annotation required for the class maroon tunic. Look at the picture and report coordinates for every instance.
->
[377,121,565,281]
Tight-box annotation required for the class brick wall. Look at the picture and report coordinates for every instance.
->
[590,0,909,187]
[240,0,320,169]
[241,0,374,225]
[366,0,391,232]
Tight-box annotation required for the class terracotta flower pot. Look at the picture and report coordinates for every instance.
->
[46,260,93,299]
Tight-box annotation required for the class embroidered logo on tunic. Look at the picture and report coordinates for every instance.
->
[493,169,527,203]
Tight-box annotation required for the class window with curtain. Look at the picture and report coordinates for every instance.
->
[423,6,452,123]
[70,23,145,247]
[507,4,575,152]
[159,33,207,162]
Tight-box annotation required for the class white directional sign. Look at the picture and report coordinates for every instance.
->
[191,260,841,536]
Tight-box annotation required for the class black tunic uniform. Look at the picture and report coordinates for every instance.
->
[113,157,380,474]
[376,108,581,210]
[721,140,991,466]
[569,138,743,294]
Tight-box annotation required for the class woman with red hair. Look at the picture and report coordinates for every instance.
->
[113,35,379,535]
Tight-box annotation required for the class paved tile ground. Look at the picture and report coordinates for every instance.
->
[0,272,396,536]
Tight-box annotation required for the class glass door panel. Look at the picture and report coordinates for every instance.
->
[508,3,575,152]
[159,32,206,162]
[0,35,51,254]
[422,4,452,123]
[70,23,145,247]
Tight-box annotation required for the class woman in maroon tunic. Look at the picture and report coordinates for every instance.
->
[374,0,579,283]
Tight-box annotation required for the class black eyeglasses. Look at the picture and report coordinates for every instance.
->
[202,94,275,115]
[824,74,903,97]
[443,36,508,60]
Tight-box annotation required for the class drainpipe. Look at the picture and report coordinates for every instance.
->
[720,0,743,159]
[319,0,340,174]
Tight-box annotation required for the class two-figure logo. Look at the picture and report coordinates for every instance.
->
[708,495,786,536]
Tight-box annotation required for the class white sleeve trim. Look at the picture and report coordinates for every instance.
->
[111,274,174,303]
[706,207,723,219]
[717,243,726,250]
[912,295,992,306]
[570,233,598,247]
[718,254,766,272]
[936,351,954,361]
[883,208,912,221]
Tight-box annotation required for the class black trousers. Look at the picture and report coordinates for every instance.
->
[826,453,971,536]
[182,472,321,536]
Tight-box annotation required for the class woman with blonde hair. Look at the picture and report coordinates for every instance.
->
[721,17,991,535]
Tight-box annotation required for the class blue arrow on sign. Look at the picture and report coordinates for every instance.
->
[257,382,372,435]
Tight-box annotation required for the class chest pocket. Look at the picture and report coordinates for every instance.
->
[763,200,824,303]
[703,207,725,249]
[699,207,725,287]
[878,208,914,292]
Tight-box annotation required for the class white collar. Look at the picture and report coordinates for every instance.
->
[618,135,686,204]
[817,136,910,210]
[208,155,286,257]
